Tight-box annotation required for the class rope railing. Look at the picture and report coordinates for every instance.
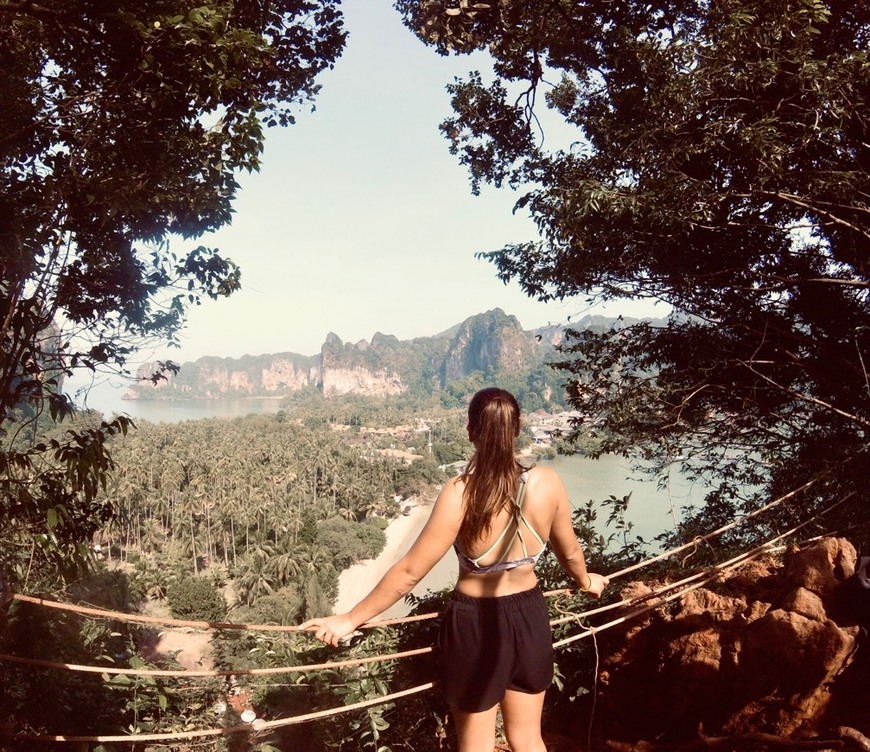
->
[0,645,434,678]
[0,531,816,745]
[8,594,308,632]
[551,491,854,648]
[0,477,854,743]
[6,682,436,745]
[1,552,757,746]
[553,559,742,649]
[603,470,824,580]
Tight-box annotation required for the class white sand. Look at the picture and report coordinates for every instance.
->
[333,502,458,619]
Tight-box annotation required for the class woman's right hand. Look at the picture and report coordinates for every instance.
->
[581,572,609,598]
[299,613,355,647]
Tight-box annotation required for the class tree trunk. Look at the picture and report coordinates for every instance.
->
[190,514,198,575]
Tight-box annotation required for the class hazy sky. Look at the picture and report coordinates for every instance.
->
[135,1,658,367]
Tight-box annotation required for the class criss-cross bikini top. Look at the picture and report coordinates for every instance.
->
[454,471,547,575]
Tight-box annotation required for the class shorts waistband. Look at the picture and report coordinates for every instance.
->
[450,585,543,612]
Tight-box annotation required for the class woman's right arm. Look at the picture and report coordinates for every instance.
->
[544,469,609,597]
[300,477,464,645]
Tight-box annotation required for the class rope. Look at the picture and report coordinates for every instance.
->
[7,592,441,631]
[548,531,790,628]
[0,549,775,741]
[550,533,792,650]
[606,469,828,580]
[551,491,854,648]
[587,626,600,752]
[0,564,755,679]
[0,552,757,744]
[9,594,307,631]
[0,646,433,678]
[553,562,732,649]
[4,682,436,744]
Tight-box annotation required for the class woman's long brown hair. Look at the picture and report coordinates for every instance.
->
[458,388,522,552]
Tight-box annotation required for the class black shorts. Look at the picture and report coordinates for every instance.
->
[439,586,554,712]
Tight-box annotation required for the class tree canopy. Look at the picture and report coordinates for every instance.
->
[396,0,870,537]
[0,0,345,584]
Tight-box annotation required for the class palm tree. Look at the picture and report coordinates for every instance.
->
[267,550,300,589]
[233,544,277,606]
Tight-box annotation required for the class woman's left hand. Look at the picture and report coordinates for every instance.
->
[581,572,609,598]
[299,613,355,647]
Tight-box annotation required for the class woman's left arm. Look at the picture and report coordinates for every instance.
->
[300,479,463,646]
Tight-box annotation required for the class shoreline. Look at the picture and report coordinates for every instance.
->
[333,501,458,619]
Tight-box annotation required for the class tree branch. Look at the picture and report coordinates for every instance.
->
[738,359,870,430]
[752,191,870,241]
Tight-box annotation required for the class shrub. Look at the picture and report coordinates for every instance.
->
[318,518,386,571]
[167,577,225,623]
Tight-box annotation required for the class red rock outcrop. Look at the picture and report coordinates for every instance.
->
[593,538,868,747]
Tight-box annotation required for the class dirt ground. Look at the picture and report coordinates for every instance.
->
[139,600,215,670]
[143,628,214,670]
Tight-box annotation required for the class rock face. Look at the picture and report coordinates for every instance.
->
[126,310,667,402]
[317,332,406,397]
[441,309,538,382]
[131,353,319,399]
[595,538,868,745]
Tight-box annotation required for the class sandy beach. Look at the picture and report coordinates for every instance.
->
[333,501,458,619]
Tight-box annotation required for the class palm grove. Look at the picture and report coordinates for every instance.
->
[1,0,869,749]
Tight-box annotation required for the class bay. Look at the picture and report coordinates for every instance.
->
[114,397,284,424]
[74,382,284,423]
[540,453,700,544]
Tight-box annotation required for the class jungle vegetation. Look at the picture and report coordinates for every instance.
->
[0,0,345,589]
[0,398,463,748]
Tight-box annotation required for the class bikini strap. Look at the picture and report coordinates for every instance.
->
[513,472,546,554]
[466,473,529,567]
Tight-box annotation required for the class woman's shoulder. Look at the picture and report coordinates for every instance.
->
[446,473,465,489]
[524,464,567,494]
[525,463,560,482]
[439,474,467,501]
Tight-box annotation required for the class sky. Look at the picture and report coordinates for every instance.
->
[105,2,661,374]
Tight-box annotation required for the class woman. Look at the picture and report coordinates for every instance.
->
[301,387,608,752]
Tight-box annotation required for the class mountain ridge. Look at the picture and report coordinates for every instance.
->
[127,309,661,406]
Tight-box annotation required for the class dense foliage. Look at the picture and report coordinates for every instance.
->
[0,0,345,585]
[396,0,870,546]
[1,566,226,748]
[98,410,441,611]
[167,575,227,622]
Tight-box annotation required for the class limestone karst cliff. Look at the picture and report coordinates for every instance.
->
[126,309,637,402]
